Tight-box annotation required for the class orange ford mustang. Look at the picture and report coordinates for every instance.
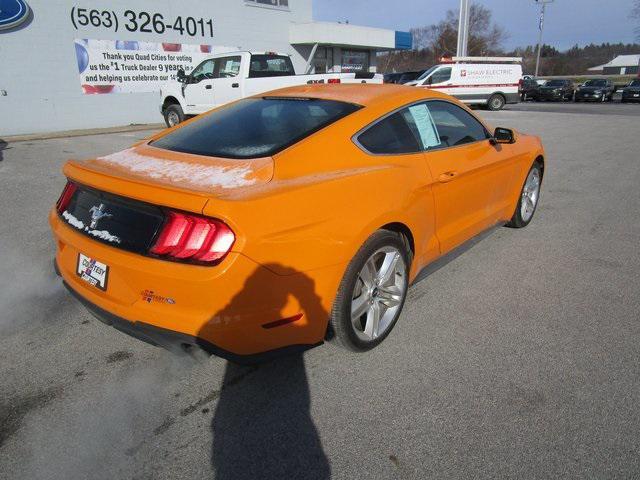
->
[50,84,544,363]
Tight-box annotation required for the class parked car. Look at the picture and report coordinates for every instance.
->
[383,72,403,84]
[397,70,425,84]
[536,79,574,101]
[50,84,545,361]
[160,51,382,127]
[405,59,522,110]
[574,79,615,102]
[621,79,640,103]
[519,77,542,101]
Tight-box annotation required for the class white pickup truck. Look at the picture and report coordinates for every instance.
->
[160,51,382,127]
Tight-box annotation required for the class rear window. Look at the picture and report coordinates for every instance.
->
[152,97,361,159]
[249,55,296,78]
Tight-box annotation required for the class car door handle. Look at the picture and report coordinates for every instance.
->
[232,83,239,88]
[205,85,212,90]
[438,171,459,183]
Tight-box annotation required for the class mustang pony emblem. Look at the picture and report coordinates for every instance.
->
[89,203,113,229]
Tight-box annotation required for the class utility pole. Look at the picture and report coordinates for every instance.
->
[534,0,553,77]
[456,0,471,57]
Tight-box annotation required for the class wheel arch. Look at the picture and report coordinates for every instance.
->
[534,154,545,179]
[162,95,181,113]
[381,222,415,257]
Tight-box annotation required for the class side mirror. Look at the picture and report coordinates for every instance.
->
[177,68,186,83]
[493,127,515,144]
[426,76,433,85]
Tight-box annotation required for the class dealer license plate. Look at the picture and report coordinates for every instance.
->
[76,253,109,291]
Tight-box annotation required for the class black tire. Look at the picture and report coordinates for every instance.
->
[506,161,543,229]
[329,230,411,351]
[163,104,184,128]
[487,93,506,111]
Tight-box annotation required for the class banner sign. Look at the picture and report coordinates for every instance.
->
[74,39,234,94]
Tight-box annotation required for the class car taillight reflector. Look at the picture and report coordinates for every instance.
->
[56,181,77,214]
[328,78,341,84]
[150,211,235,264]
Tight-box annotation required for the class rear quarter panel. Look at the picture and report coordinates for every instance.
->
[201,113,439,280]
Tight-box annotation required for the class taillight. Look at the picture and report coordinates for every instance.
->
[150,211,235,264]
[56,181,77,214]
[328,78,341,84]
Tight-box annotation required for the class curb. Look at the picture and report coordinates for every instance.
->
[1,124,165,143]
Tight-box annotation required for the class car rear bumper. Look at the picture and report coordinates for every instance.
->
[50,209,340,360]
[57,264,320,364]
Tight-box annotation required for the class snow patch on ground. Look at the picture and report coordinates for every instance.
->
[97,149,256,190]
[62,211,121,244]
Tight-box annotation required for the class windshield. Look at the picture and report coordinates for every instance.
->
[630,80,640,87]
[249,55,296,78]
[416,66,439,81]
[584,80,606,87]
[546,80,565,87]
[152,97,361,159]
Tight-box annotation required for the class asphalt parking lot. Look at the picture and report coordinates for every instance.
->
[1,103,639,480]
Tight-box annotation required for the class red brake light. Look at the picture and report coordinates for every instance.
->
[56,181,77,214]
[328,78,341,84]
[150,211,235,264]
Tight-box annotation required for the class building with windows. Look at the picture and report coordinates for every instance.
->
[0,0,411,136]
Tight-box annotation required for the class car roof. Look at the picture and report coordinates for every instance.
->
[258,83,451,107]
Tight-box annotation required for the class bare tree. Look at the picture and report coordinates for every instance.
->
[424,5,507,59]
[380,5,508,73]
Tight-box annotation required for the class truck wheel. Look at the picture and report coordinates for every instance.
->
[164,104,184,128]
[487,94,506,111]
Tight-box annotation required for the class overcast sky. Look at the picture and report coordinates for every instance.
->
[313,0,639,51]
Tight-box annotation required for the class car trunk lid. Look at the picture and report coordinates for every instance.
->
[59,144,273,254]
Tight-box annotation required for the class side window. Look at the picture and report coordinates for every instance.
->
[427,101,490,147]
[357,110,421,154]
[191,59,216,82]
[217,56,241,78]
[407,104,441,149]
[430,67,452,84]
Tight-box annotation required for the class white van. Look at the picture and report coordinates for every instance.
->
[405,57,522,110]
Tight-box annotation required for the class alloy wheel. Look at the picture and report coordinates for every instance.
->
[521,167,541,222]
[350,246,407,342]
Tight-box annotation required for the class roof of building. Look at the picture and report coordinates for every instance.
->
[290,21,412,50]
[589,54,640,71]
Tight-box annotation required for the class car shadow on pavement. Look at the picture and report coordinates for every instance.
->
[204,264,331,480]
[0,140,8,162]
